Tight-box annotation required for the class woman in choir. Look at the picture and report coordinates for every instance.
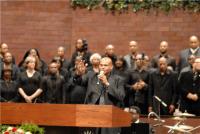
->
[0,67,19,102]
[18,56,43,103]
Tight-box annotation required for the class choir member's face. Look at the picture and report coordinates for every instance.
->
[115,59,123,68]
[49,63,58,74]
[189,36,199,49]
[129,41,138,53]
[135,54,143,68]
[3,70,12,80]
[1,43,9,54]
[193,58,200,72]
[159,41,168,54]
[91,57,100,66]
[27,57,36,70]
[4,52,12,63]
[158,58,167,72]
[76,39,83,50]
[57,47,65,57]
[99,58,113,75]
[129,109,139,123]
[29,49,37,57]
[75,57,83,67]
[76,61,86,74]
[105,45,114,56]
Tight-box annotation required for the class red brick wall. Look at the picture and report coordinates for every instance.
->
[1,1,200,64]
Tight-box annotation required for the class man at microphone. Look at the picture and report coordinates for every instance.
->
[148,57,178,115]
[82,57,125,107]
[73,57,125,134]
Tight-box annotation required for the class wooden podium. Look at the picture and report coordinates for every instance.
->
[0,103,132,128]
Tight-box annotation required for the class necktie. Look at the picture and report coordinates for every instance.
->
[99,85,106,104]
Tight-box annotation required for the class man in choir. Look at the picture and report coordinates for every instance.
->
[124,41,139,69]
[178,35,200,72]
[41,61,65,104]
[130,53,149,114]
[179,57,200,116]
[151,41,176,71]
[103,44,117,64]
[148,57,178,115]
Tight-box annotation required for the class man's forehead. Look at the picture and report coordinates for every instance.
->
[50,63,57,67]
[129,41,137,45]
[58,47,64,51]
[1,43,8,48]
[100,58,112,64]
[190,36,198,42]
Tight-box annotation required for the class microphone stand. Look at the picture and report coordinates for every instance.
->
[154,96,161,122]
[154,96,167,121]
[158,100,161,124]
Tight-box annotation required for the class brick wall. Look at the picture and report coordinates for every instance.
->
[1,0,200,64]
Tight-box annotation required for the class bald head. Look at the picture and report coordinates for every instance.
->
[129,41,138,46]
[58,46,65,51]
[158,57,168,72]
[106,44,114,49]
[160,41,168,54]
[189,35,199,49]
[105,44,114,56]
[159,57,167,62]
[129,41,138,54]
[57,46,65,58]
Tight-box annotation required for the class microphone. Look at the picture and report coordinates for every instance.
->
[154,96,167,107]
[97,71,104,85]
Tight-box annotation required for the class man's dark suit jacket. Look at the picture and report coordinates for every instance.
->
[179,70,200,115]
[148,69,178,115]
[41,74,66,104]
[83,71,125,107]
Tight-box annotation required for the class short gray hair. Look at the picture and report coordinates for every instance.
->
[90,53,101,63]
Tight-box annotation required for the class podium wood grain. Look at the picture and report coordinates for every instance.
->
[0,103,132,128]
